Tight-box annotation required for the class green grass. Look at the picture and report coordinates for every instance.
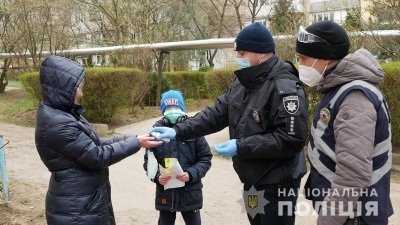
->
[0,83,39,126]
[36,212,45,218]
[20,198,29,205]
[6,81,23,88]
[0,98,37,115]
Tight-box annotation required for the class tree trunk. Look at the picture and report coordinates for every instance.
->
[0,59,10,94]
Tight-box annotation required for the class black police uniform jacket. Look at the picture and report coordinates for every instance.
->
[144,120,212,212]
[175,55,308,186]
[35,56,142,225]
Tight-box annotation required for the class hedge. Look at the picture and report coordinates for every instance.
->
[204,68,237,100]
[380,62,400,146]
[19,67,149,123]
[164,71,207,99]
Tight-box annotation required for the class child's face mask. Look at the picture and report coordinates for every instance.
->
[164,110,185,124]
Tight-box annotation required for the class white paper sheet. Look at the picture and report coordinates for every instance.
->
[159,160,185,190]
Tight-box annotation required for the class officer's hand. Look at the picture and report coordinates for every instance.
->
[148,127,176,141]
[159,175,172,185]
[214,139,237,157]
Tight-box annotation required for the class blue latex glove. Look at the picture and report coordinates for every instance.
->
[148,127,176,141]
[214,139,237,157]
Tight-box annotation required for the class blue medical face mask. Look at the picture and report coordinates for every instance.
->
[164,110,186,124]
[236,53,255,69]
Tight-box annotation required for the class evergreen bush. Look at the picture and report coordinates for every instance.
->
[204,68,236,100]
[19,68,148,123]
[380,62,400,146]
[164,71,207,99]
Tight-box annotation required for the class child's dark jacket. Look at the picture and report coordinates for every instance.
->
[144,120,212,211]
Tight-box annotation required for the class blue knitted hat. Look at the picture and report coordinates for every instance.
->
[160,90,185,114]
[234,22,275,53]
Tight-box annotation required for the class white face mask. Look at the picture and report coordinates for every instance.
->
[299,59,327,87]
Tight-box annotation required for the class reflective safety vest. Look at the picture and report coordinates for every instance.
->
[307,80,393,224]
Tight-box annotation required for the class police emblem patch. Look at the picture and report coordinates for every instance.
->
[320,108,331,124]
[242,186,269,219]
[252,110,260,123]
[283,96,299,114]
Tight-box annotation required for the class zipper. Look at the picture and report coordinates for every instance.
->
[170,189,175,212]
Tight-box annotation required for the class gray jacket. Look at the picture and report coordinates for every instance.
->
[312,48,392,225]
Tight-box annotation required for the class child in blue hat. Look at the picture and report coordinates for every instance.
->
[144,90,212,225]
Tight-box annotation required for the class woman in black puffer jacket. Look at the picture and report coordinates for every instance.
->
[35,55,162,225]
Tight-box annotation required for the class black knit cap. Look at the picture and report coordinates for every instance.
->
[296,20,350,59]
[234,22,275,53]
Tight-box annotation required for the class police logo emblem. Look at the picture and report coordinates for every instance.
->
[283,96,299,114]
[320,108,331,124]
[252,110,260,123]
[242,186,269,219]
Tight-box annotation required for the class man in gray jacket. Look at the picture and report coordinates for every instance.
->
[296,21,393,225]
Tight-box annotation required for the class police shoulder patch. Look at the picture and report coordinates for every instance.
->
[283,96,299,114]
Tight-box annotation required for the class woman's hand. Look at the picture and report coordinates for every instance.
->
[137,134,163,148]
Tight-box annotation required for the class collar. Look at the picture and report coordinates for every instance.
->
[234,54,278,89]
[71,104,86,118]
[323,61,340,78]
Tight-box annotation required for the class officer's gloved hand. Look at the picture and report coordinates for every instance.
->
[214,139,237,157]
[148,127,176,141]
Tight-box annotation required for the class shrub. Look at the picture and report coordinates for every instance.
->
[164,71,207,99]
[81,68,148,123]
[19,68,149,124]
[204,68,236,100]
[380,62,400,146]
[19,72,41,103]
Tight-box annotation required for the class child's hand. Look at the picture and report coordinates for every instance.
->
[176,172,190,182]
[159,175,172,185]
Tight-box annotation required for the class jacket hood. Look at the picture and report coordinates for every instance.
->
[317,48,384,93]
[40,55,86,111]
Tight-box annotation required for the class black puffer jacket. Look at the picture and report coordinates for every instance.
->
[35,55,141,225]
[144,120,212,212]
[174,55,308,186]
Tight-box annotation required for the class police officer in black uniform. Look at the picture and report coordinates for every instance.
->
[150,22,308,225]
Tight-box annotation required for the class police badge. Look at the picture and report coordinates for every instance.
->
[283,96,299,114]
[320,108,331,124]
[252,110,260,123]
[242,186,269,219]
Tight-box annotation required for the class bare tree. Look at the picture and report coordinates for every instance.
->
[0,1,24,93]
[75,0,137,45]
[247,0,268,23]
[229,0,245,29]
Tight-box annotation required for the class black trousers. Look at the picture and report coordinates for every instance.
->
[158,210,201,225]
[244,181,300,225]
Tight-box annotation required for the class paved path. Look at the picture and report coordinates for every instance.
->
[113,112,400,225]
[3,113,398,225]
